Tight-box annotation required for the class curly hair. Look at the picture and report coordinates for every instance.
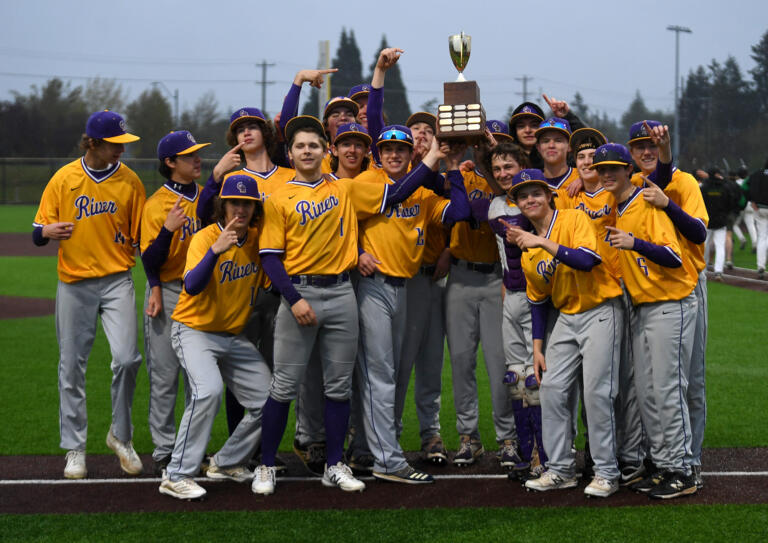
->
[212,195,263,228]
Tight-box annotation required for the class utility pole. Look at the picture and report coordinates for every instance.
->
[317,41,331,114]
[667,25,692,162]
[152,81,179,127]
[515,75,532,102]
[255,60,275,114]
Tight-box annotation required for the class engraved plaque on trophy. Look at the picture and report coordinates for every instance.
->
[437,32,486,142]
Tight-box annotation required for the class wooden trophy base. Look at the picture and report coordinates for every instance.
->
[437,81,486,142]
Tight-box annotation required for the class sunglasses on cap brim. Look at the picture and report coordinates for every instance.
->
[378,129,412,144]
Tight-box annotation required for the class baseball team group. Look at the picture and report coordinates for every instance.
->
[33,47,744,502]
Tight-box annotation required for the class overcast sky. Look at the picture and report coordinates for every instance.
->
[2,0,766,127]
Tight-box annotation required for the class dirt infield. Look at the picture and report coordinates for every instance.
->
[2,448,766,514]
[0,233,57,257]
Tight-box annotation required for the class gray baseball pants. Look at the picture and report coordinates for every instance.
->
[167,322,271,481]
[687,272,707,467]
[356,274,409,473]
[56,271,142,451]
[446,263,515,443]
[143,280,189,462]
[631,292,697,475]
[540,297,622,480]
[395,271,446,442]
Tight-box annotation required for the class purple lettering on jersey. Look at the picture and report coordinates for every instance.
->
[218,260,259,283]
[575,202,612,220]
[295,195,340,225]
[536,258,560,284]
[384,203,421,219]
[74,195,118,220]
[179,216,203,242]
[468,188,493,201]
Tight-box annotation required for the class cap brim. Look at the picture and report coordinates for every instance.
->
[406,112,437,130]
[376,139,412,149]
[103,133,140,143]
[492,132,514,142]
[324,98,359,118]
[509,179,551,197]
[627,136,652,145]
[219,193,261,201]
[589,161,631,169]
[178,142,212,155]
[535,127,571,140]
[349,91,369,102]
[334,132,372,147]
[285,115,326,143]
[229,116,267,131]
[510,112,544,126]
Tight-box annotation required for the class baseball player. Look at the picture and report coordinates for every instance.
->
[594,143,699,499]
[252,115,441,494]
[535,117,580,191]
[509,102,545,169]
[33,110,145,479]
[347,84,372,129]
[561,128,646,486]
[140,130,209,475]
[394,111,451,465]
[504,168,624,498]
[745,158,768,278]
[445,121,519,469]
[159,174,272,500]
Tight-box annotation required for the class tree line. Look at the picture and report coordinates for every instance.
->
[1,28,766,171]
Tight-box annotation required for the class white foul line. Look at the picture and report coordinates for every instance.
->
[1,471,767,486]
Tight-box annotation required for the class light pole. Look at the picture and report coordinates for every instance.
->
[152,81,180,128]
[667,25,692,162]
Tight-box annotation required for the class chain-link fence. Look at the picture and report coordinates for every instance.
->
[0,157,219,204]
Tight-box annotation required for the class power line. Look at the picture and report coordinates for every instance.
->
[515,75,533,102]
[254,60,275,113]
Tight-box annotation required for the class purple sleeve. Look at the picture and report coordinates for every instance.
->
[32,226,49,246]
[279,83,302,134]
[368,86,385,164]
[184,248,219,295]
[384,162,432,207]
[423,170,446,196]
[648,160,673,190]
[530,302,548,340]
[261,253,302,306]
[141,227,174,288]
[555,245,600,271]
[470,198,491,223]
[663,199,707,243]
[197,173,221,226]
[632,237,682,268]
[442,170,471,224]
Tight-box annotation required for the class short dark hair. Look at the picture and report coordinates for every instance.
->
[158,156,176,180]
[212,195,263,228]
[288,126,327,149]
[78,134,104,152]
[486,141,531,172]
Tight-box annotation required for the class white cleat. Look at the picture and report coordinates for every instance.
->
[524,470,578,492]
[64,449,87,479]
[252,464,277,495]
[106,430,143,475]
[584,476,619,498]
[159,476,207,500]
[206,457,253,483]
[322,462,366,492]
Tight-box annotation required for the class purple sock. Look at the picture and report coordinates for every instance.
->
[324,397,351,466]
[529,405,548,464]
[512,400,533,461]
[260,396,290,466]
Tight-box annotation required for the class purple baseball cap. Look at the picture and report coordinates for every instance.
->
[509,102,545,127]
[406,111,437,131]
[487,119,513,141]
[229,107,267,130]
[590,143,633,169]
[376,125,413,148]
[157,131,211,160]
[323,97,359,119]
[628,120,662,145]
[219,174,260,201]
[85,111,139,143]
[535,117,572,140]
[333,122,372,146]
[347,84,371,102]
[509,169,551,199]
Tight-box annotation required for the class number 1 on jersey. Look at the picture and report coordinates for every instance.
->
[339,217,344,237]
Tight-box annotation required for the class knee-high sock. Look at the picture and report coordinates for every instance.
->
[260,396,290,466]
[224,387,244,436]
[324,397,351,466]
[512,399,533,462]
[529,405,548,465]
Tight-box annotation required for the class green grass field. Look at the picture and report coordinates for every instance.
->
[1,204,766,540]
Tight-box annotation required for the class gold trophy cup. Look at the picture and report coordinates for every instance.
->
[438,32,486,141]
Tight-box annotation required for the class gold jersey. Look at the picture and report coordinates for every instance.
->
[450,170,499,264]
[224,165,295,201]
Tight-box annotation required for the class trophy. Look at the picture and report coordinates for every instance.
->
[437,32,486,142]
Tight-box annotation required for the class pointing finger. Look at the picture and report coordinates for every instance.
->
[224,217,238,231]
[542,93,552,107]
[231,142,246,152]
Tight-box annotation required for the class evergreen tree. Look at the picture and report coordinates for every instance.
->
[179,91,228,156]
[126,87,173,158]
[619,91,672,138]
[300,88,320,117]
[368,35,411,124]
[331,28,364,97]
[749,29,768,113]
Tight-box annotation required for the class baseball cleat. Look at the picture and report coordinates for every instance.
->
[422,435,448,466]
[453,435,484,466]
[372,465,434,485]
[498,439,526,470]
[159,476,207,500]
[206,457,253,483]
[524,470,578,492]
[293,440,326,477]
[252,465,276,495]
[64,449,87,479]
[153,455,171,477]
[106,430,143,476]
[630,470,665,493]
[647,471,697,499]
[322,462,366,492]
[584,476,619,498]
[347,453,375,475]
[692,465,704,489]
[619,462,646,487]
